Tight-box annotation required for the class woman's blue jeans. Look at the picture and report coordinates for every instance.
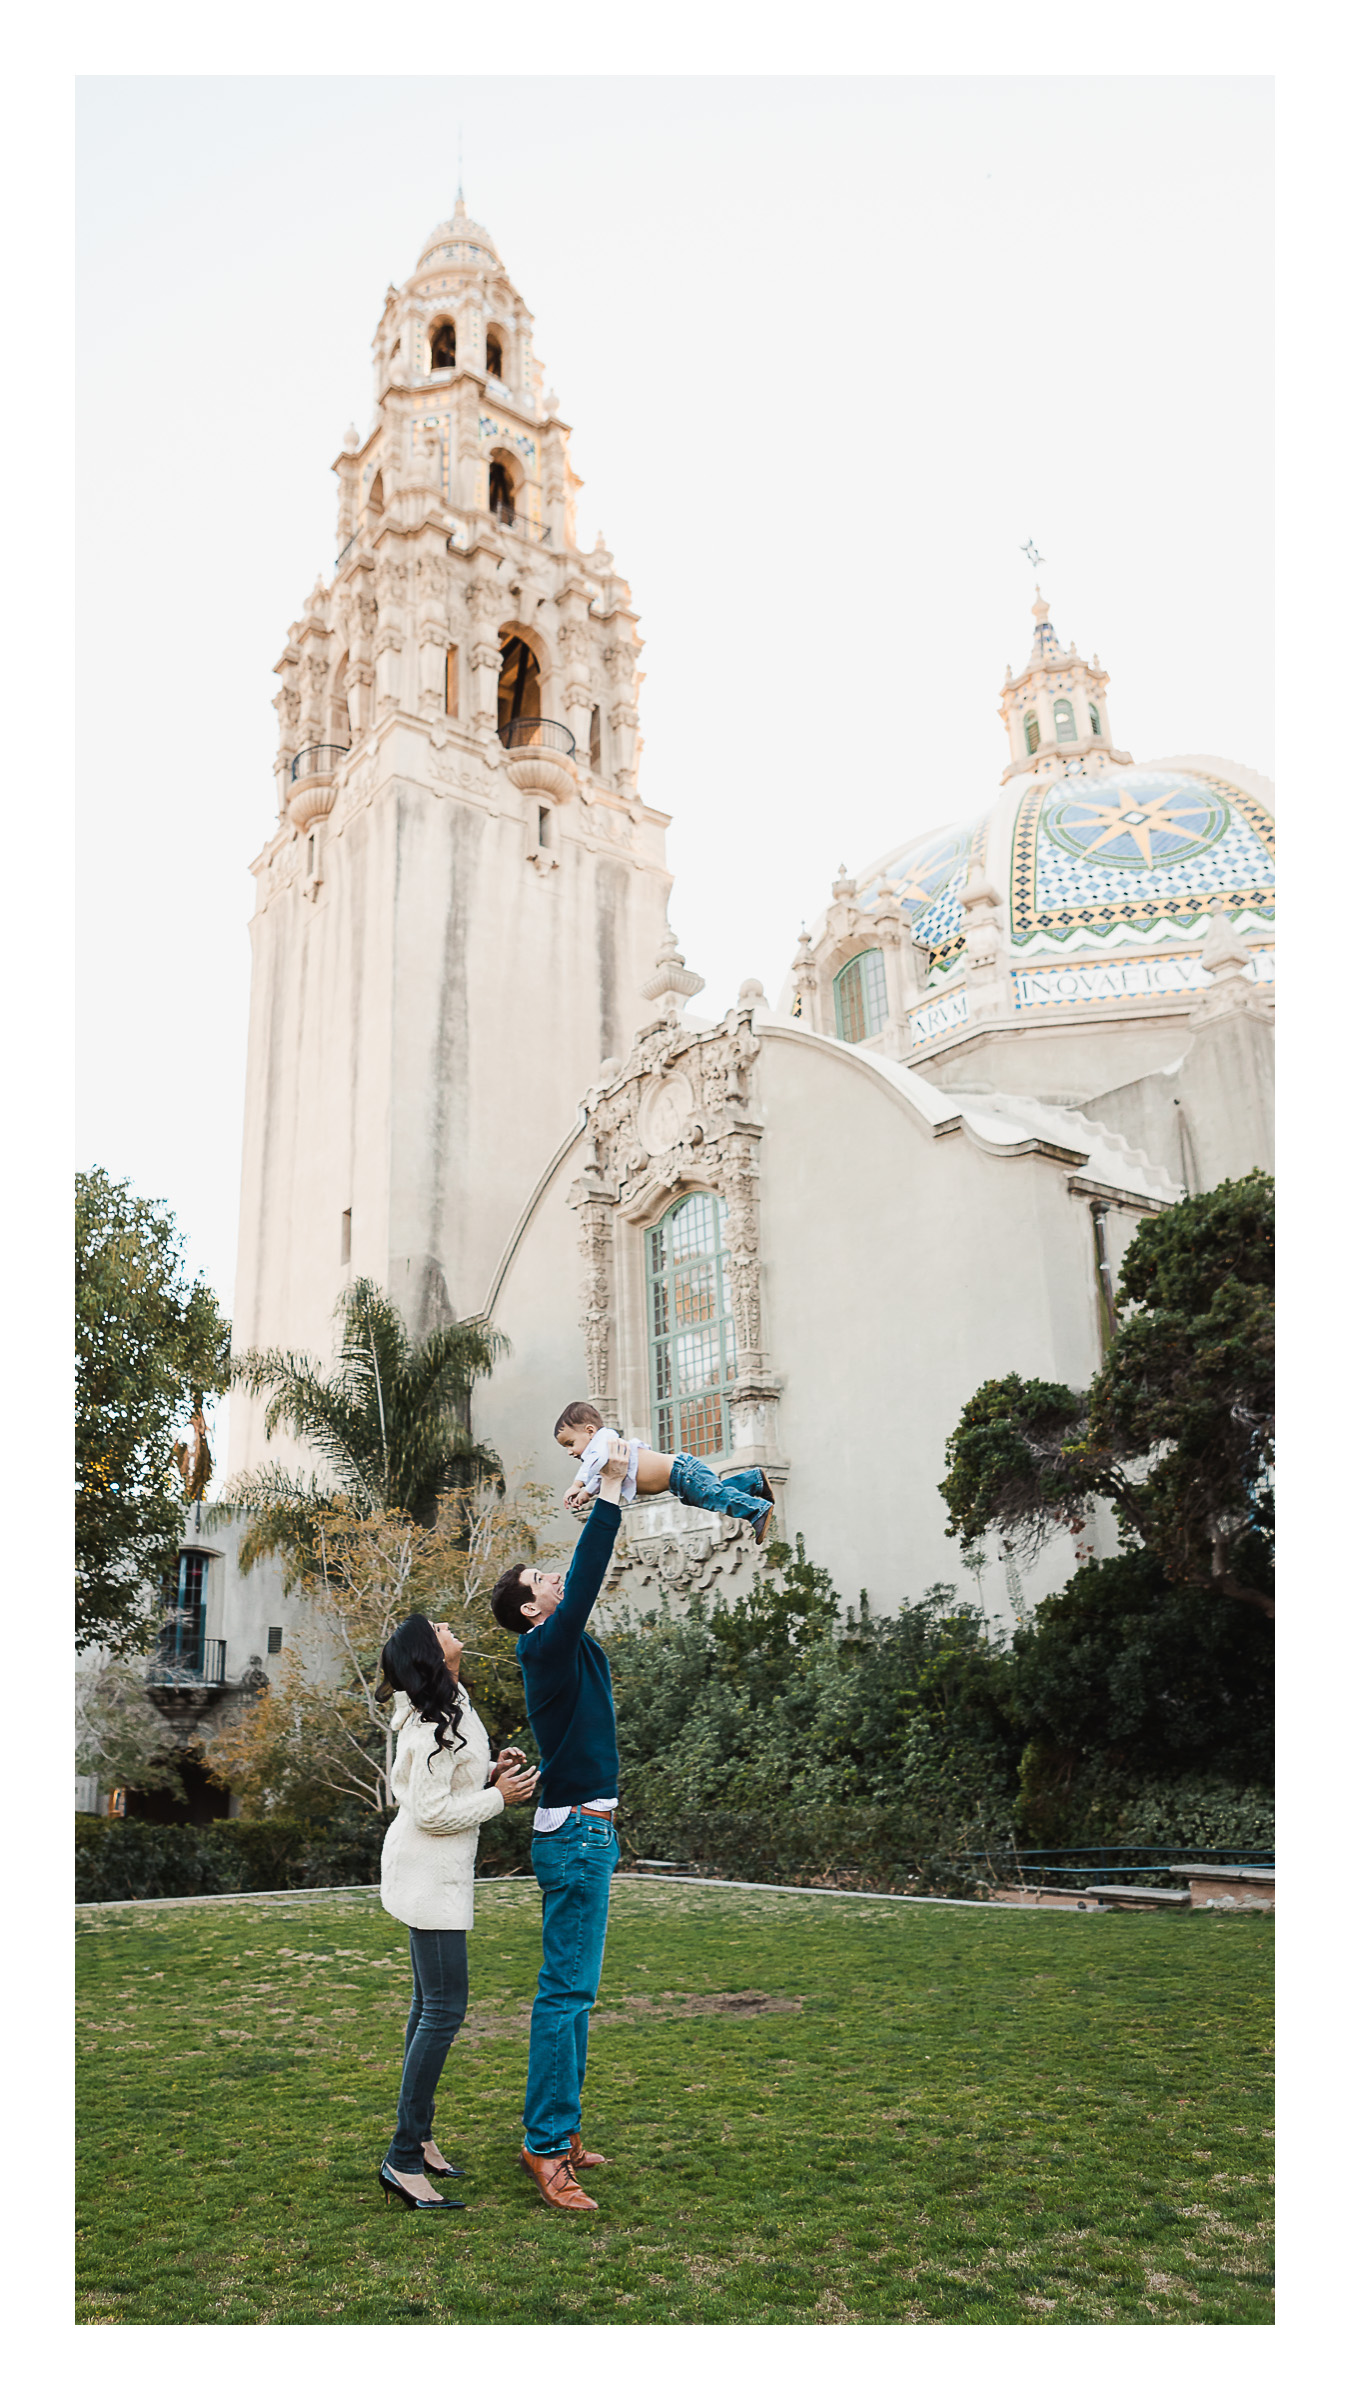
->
[523,1812,620,2156]
[386,1925,469,2171]
[669,1453,771,1529]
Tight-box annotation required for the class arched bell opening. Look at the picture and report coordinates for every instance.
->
[485,324,505,379]
[488,451,519,524]
[430,318,457,370]
[498,633,542,733]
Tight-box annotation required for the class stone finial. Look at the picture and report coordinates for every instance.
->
[592,531,613,570]
[640,926,706,1023]
[1032,587,1050,625]
[341,423,361,454]
[791,926,814,970]
[1201,909,1254,983]
[832,863,856,900]
[738,977,766,1007]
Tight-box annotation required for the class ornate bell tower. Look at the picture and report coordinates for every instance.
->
[231,199,673,1473]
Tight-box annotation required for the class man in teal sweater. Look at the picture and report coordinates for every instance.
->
[490,1437,629,2211]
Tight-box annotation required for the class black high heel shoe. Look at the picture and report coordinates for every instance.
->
[422,2146,466,2180]
[379,2161,467,2212]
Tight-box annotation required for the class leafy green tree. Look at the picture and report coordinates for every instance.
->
[219,1278,506,1582]
[76,1169,232,1650]
[1005,1549,1274,1841]
[938,1172,1274,1616]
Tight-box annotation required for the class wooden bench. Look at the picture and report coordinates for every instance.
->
[1168,1862,1274,1909]
[1084,1884,1191,1910]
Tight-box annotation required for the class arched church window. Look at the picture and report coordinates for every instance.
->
[329,656,351,743]
[646,1191,737,1458]
[589,705,603,774]
[430,320,456,370]
[498,634,542,732]
[833,949,887,1044]
[1089,700,1102,737]
[445,645,459,717]
[1054,697,1077,743]
[1023,711,1040,755]
[489,458,516,522]
[486,327,505,379]
[368,469,384,516]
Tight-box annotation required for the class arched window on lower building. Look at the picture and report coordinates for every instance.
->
[647,1191,737,1458]
[486,326,505,380]
[160,1550,209,1675]
[833,948,888,1044]
[1053,697,1077,743]
[1023,710,1040,755]
[430,319,456,370]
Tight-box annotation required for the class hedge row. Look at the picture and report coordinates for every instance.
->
[74,1800,538,1905]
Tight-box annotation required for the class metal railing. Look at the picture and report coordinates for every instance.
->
[499,717,576,758]
[968,1844,1275,1891]
[490,506,552,544]
[146,1639,227,1689]
[290,744,350,783]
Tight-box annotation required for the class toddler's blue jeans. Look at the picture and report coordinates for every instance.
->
[668,1451,771,1531]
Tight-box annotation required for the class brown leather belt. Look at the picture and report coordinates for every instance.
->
[577,1806,616,1821]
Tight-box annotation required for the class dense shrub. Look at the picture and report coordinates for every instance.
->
[604,1534,1273,1890]
[75,1813,369,1904]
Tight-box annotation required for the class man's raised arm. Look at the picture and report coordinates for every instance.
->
[545,1440,629,1649]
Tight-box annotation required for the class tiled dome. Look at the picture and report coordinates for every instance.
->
[859,764,1275,986]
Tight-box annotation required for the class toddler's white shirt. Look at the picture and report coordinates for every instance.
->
[572,1426,645,1504]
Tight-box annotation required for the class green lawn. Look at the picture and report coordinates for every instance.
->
[75,1878,1272,2325]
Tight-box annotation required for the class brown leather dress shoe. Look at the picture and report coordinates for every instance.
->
[519,2146,599,2211]
[569,2130,609,2169]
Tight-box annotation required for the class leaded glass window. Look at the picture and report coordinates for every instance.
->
[1024,710,1040,755]
[1054,697,1077,743]
[833,948,888,1044]
[647,1191,737,1457]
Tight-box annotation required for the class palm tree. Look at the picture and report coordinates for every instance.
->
[217,1280,507,1578]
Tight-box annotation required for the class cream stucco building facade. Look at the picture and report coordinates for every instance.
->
[225,202,1275,1638]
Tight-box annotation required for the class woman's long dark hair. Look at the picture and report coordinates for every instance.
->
[378,1614,465,1764]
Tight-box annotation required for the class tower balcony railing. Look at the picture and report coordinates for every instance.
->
[499,718,576,759]
[490,505,553,545]
[290,744,350,783]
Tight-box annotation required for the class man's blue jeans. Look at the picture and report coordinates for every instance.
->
[669,1452,771,1530]
[523,1811,620,2156]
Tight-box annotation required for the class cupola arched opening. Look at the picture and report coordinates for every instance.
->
[1053,697,1077,743]
[833,948,888,1044]
[1089,700,1102,737]
[485,324,505,379]
[1023,709,1040,756]
[488,451,519,523]
[498,633,542,732]
[367,468,385,517]
[430,319,456,370]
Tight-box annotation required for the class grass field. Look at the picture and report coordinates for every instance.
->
[75,1877,1273,2326]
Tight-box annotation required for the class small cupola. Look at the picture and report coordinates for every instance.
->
[997,590,1132,785]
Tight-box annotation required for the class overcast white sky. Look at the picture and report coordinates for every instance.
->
[75,74,1273,1316]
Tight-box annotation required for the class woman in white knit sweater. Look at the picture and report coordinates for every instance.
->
[376,1613,538,2211]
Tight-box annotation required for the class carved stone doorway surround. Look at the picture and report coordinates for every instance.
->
[566,995,788,1605]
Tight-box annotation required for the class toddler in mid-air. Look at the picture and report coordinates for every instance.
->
[554,1400,774,1545]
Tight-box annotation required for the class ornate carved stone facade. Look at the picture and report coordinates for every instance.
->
[563,970,787,1608]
